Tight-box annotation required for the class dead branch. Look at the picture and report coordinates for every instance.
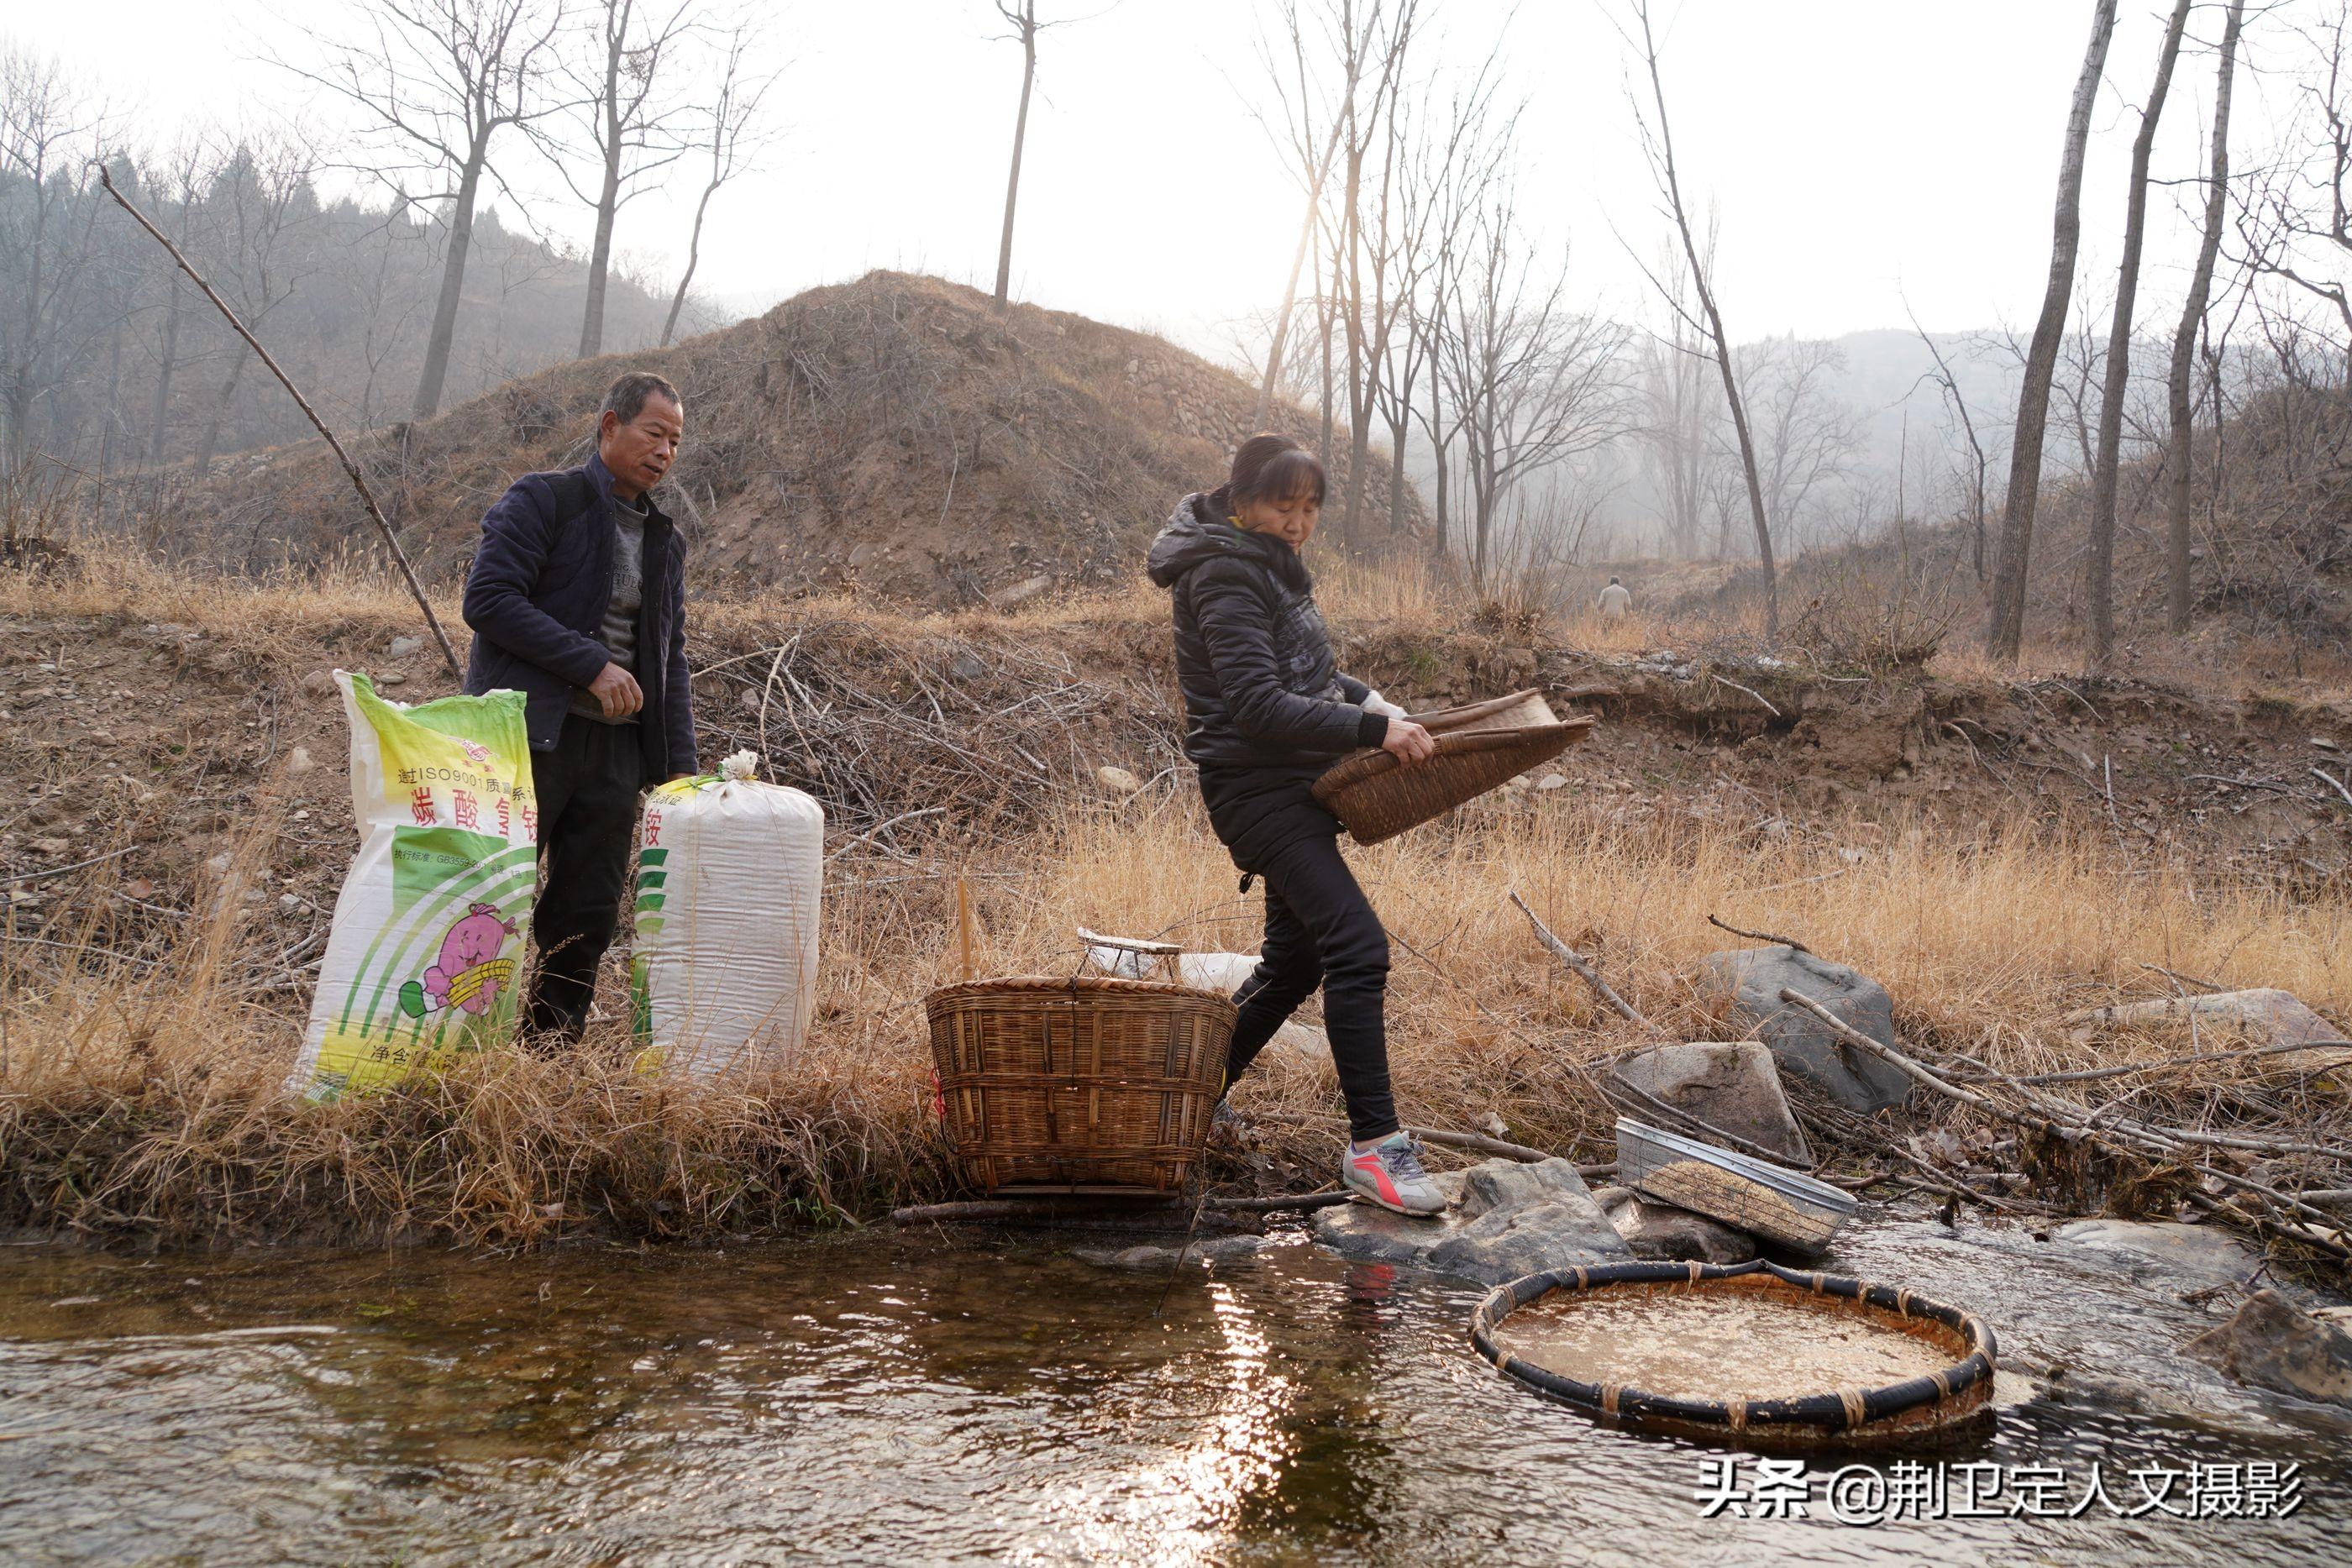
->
[1508,889,1657,1032]
[1704,912,1813,956]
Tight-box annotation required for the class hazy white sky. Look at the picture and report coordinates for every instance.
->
[12,1,2306,358]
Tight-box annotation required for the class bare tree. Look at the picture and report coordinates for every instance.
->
[192,133,319,475]
[138,138,217,467]
[1331,0,1419,543]
[1745,335,1861,557]
[2167,0,2247,633]
[2234,3,2352,352]
[1374,59,1505,546]
[284,0,569,420]
[662,16,778,346]
[561,0,696,359]
[1247,0,1383,432]
[0,44,108,475]
[1632,238,1723,559]
[1903,301,1992,580]
[1987,0,2117,664]
[2084,0,2192,668]
[1624,0,1778,635]
[1441,194,1629,587]
[988,0,1076,309]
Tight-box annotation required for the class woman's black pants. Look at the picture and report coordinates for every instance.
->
[1221,829,1400,1144]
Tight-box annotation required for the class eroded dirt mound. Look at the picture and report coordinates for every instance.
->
[187,271,1419,606]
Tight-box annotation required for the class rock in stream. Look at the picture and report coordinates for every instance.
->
[1312,1157,1630,1286]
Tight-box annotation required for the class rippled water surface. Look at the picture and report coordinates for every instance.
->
[0,1219,2344,1565]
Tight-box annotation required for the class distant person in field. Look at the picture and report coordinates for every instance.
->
[1597,576,1632,620]
[462,370,698,1046]
[1147,433,1448,1218]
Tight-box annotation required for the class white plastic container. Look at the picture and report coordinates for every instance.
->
[630,751,823,1078]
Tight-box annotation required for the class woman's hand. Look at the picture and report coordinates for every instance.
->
[1380,717,1436,768]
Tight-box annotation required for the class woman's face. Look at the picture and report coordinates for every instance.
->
[1234,488,1320,550]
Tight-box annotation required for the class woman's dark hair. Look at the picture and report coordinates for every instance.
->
[1214,433,1326,515]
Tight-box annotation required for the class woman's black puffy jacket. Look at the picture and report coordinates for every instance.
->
[1146,492,1389,769]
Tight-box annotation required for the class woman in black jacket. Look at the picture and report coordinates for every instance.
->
[1146,433,1446,1217]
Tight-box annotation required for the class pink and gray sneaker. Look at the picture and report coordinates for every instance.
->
[1342,1132,1448,1217]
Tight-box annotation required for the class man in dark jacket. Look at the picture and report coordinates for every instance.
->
[462,370,697,1044]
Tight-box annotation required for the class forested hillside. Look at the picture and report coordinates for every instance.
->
[0,140,698,490]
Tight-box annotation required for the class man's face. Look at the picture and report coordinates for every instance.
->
[600,394,683,497]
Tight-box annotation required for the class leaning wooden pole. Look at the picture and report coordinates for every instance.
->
[94,164,461,675]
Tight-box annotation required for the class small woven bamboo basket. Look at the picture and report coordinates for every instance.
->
[1312,690,1597,845]
[927,976,1238,1196]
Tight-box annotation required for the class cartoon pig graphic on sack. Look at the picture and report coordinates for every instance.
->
[396,901,519,1020]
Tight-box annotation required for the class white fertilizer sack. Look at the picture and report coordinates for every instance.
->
[632,750,823,1078]
[287,673,538,1102]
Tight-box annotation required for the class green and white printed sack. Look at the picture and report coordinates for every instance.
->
[632,750,823,1078]
[286,672,538,1102]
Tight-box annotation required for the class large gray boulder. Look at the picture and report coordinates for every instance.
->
[1697,946,1912,1113]
[2187,1289,2352,1408]
[1610,1041,1810,1163]
[1313,1157,1630,1286]
[1593,1185,1761,1265]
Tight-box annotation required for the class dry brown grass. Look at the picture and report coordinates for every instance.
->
[7,768,2344,1248]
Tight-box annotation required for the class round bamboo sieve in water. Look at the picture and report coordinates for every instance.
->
[1470,1259,1998,1450]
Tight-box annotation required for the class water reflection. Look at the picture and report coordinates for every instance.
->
[0,1225,2341,1565]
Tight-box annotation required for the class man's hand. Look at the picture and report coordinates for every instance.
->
[587,662,643,720]
[1380,717,1436,768]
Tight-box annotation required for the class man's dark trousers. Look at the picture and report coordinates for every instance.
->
[525,715,645,1042]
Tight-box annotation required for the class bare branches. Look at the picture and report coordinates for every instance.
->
[661,15,781,347]
[1619,0,1777,636]
[278,0,572,420]
[557,0,701,357]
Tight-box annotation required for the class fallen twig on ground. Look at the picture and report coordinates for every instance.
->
[1704,912,1813,955]
[1508,889,1656,1032]
[1774,985,2351,1266]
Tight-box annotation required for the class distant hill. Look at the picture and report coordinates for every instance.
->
[187,271,1418,603]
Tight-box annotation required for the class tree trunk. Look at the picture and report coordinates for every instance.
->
[194,353,249,477]
[1316,231,1337,459]
[1426,315,1447,559]
[1386,409,1408,540]
[147,275,182,467]
[993,9,1036,309]
[2086,0,2192,669]
[1339,134,1369,545]
[579,67,623,359]
[1254,113,1350,433]
[663,179,717,348]
[100,321,123,486]
[1635,7,1777,637]
[412,151,486,421]
[1987,0,2118,664]
[2166,0,2244,635]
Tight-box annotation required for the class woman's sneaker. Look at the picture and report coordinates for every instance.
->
[1342,1133,1448,1217]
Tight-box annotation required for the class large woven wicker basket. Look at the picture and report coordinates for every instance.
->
[1312,690,1597,845]
[927,975,1238,1196]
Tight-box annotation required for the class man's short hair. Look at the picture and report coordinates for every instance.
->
[601,371,682,427]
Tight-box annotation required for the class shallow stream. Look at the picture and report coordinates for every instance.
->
[0,1216,2344,1565]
